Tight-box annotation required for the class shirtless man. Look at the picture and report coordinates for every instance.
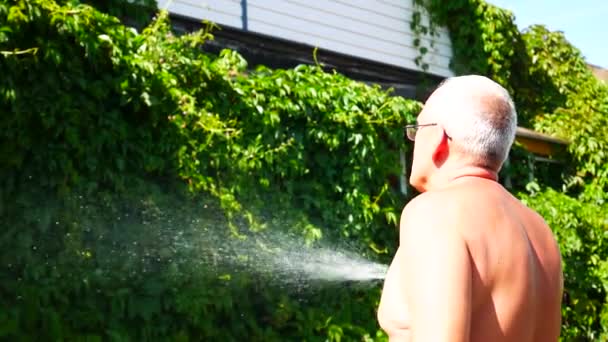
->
[377,75,563,342]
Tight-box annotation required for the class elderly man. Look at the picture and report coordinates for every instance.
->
[377,75,563,342]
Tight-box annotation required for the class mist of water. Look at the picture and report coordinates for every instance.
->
[172,225,389,289]
[217,230,389,285]
[29,191,389,290]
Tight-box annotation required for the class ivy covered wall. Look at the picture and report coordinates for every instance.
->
[0,1,417,340]
[1,0,608,341]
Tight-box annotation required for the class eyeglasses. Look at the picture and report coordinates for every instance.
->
[404,123,438,141]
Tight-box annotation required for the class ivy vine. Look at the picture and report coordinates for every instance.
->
[0,1,420,339]
[410,0,437,72]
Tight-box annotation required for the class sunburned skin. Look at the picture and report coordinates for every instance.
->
[377,75,563,342]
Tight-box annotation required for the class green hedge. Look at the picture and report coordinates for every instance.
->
[3,0,608,340]
[520,186,608,341]
[0,1,419,340]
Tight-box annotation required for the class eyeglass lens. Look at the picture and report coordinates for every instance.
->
[406,127,417,141]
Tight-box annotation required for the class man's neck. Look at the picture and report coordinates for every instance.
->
[427,165,499,191]
[449,166,498,183]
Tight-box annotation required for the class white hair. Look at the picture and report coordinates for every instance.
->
[435,75,517,169]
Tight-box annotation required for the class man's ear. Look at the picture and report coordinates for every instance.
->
[431,129,450,166]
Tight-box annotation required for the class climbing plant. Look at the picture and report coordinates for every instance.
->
[0,0,420,340]
[2,0,607,340]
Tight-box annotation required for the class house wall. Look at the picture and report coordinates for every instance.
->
[156,0,454,78]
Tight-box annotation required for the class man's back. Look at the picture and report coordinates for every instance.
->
[378,177,563,341]
[456,178,563,341]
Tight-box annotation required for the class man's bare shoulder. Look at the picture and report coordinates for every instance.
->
[399,191,465,245]
[401,187,472,225]
[399,181,511,243]
[412,179,530,215]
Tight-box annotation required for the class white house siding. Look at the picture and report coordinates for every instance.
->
[157,0,454,78]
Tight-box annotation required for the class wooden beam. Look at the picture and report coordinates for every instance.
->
[515,127,568,157]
